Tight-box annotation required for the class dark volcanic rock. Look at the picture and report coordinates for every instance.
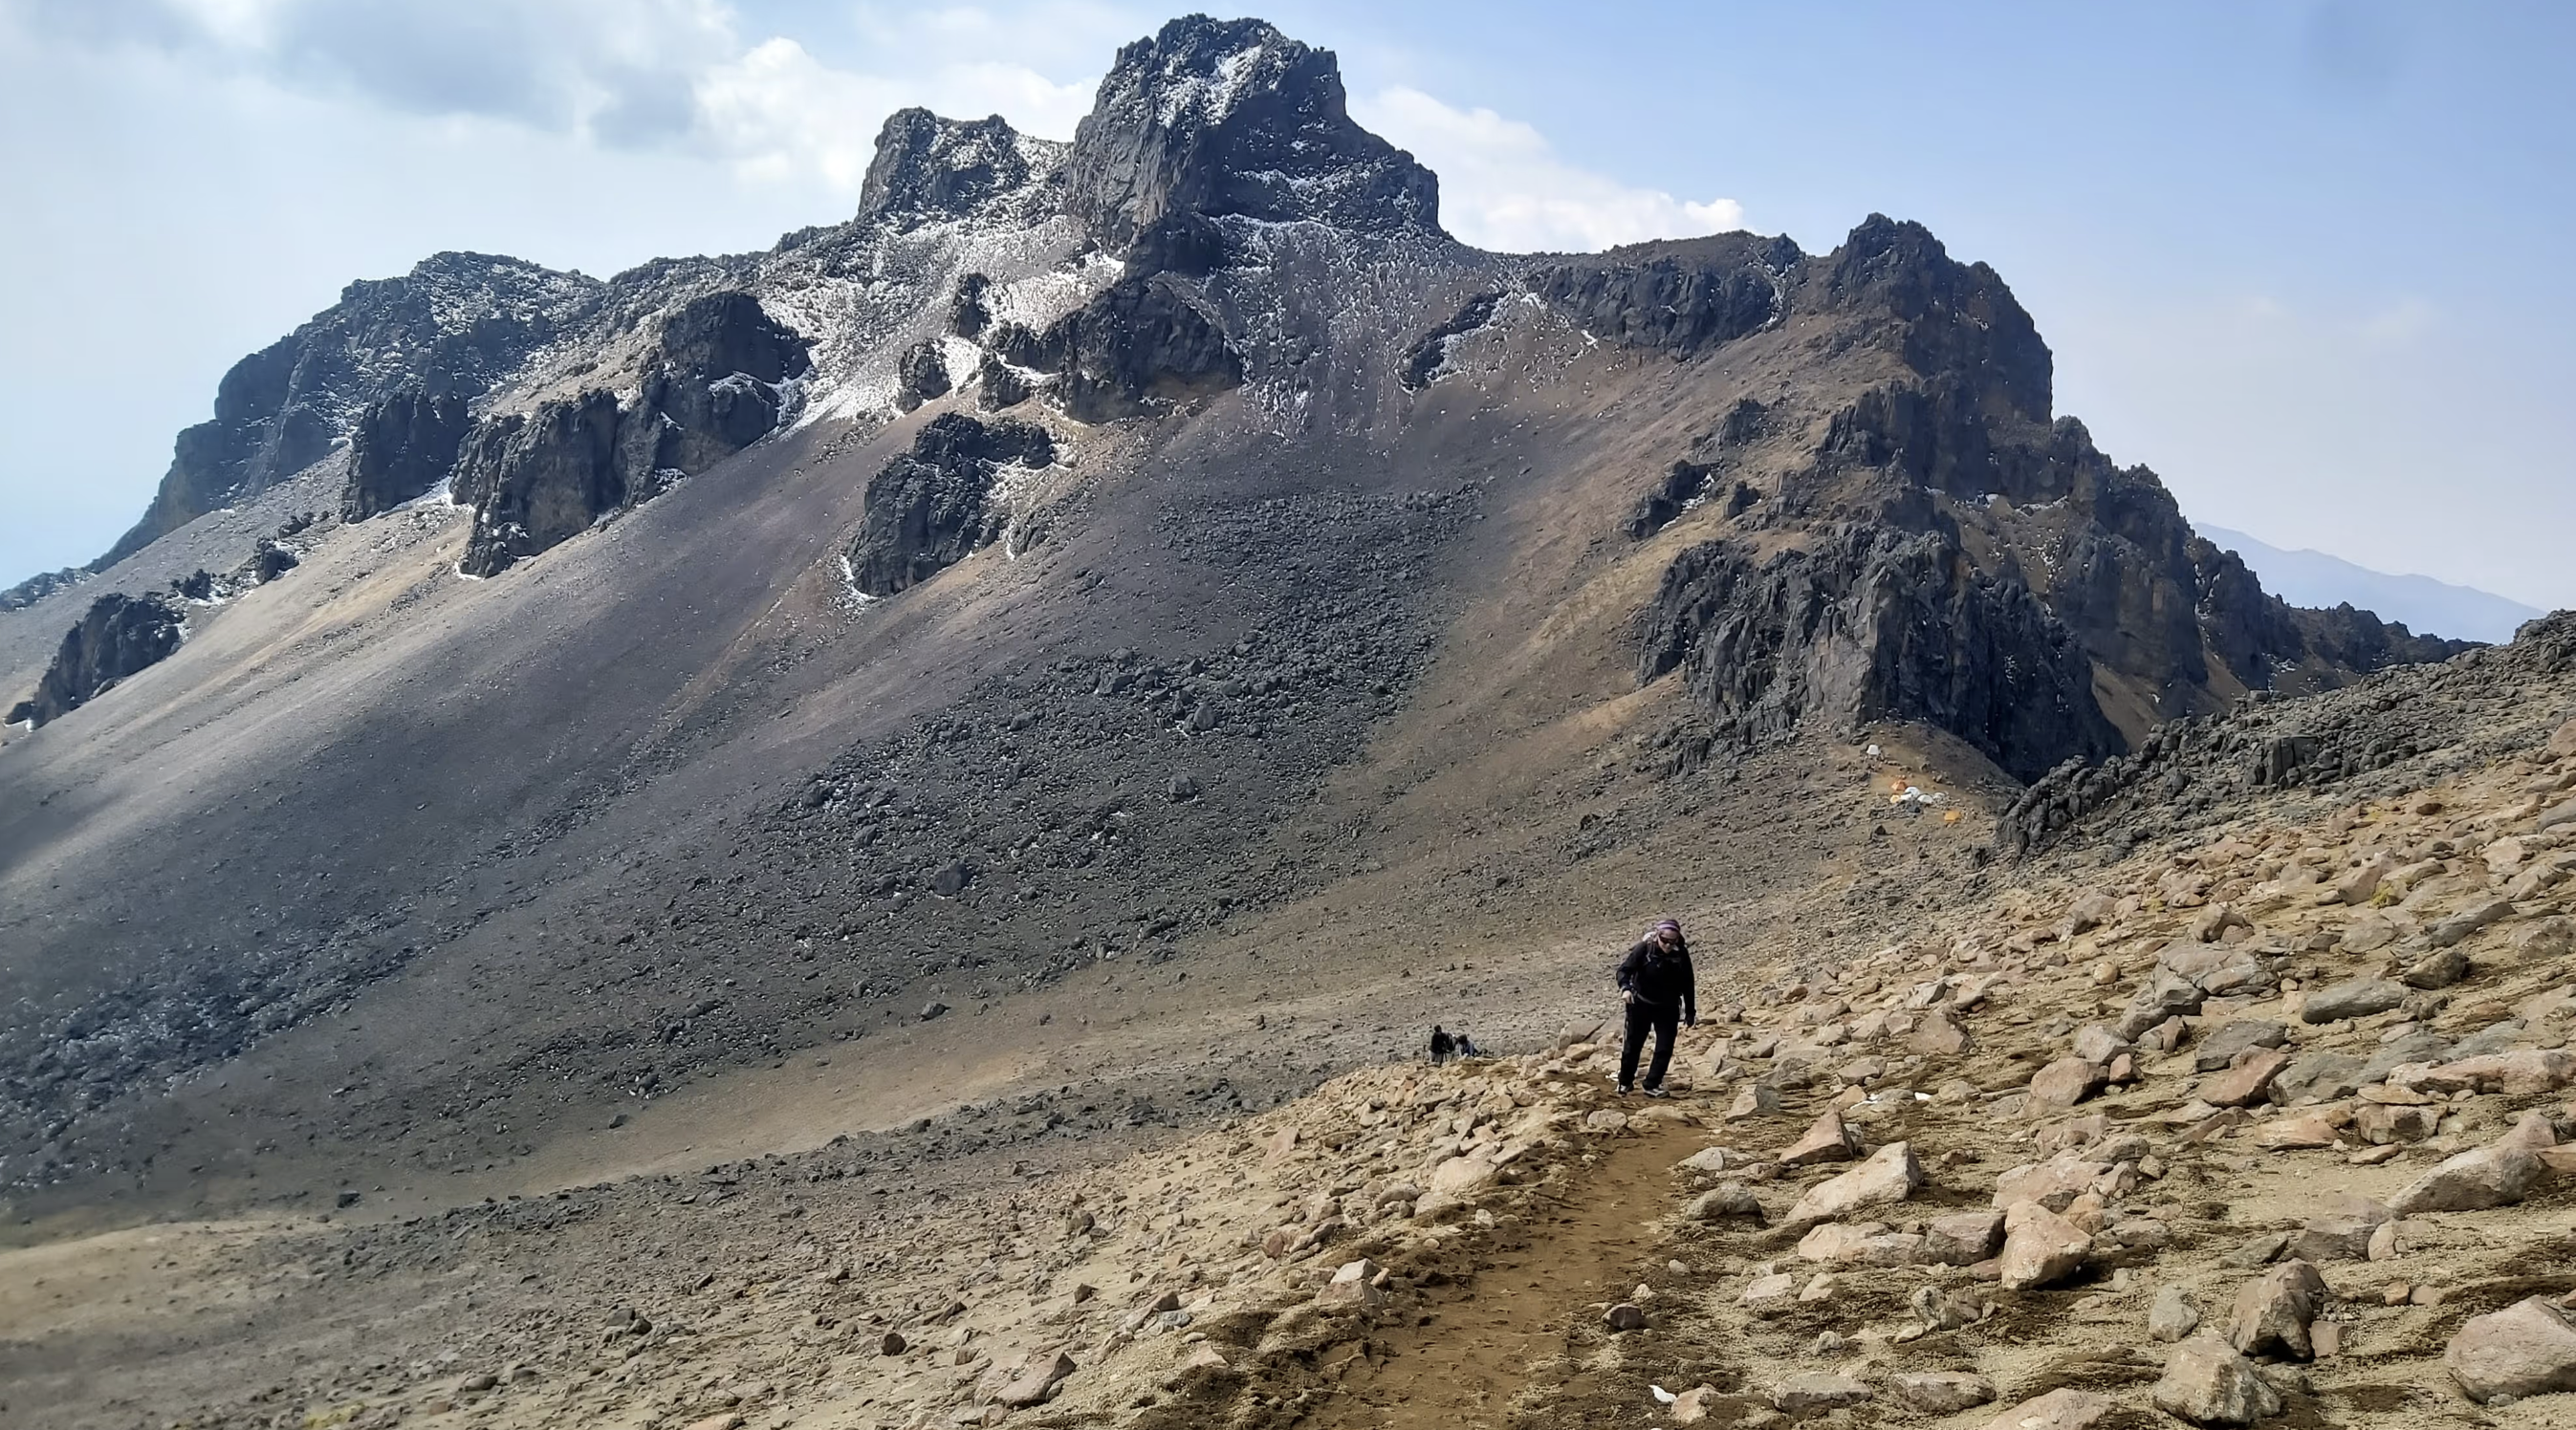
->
[1625,461,1717,541]
[976,353,1034,411]
[949,273,993,339]
[1399,291,1501,391]
[858,110,1062,228]
[1,567,85,613]
[1637,523,2119,782]
[101,252,600,564]
[16,592,186,726]
[895,339,953,413]
[1065,15,1442,250]
[846,413,1058,596]
[342,386,472,520]
[453,292,808,574]
[1531,232,1801,356]
[451,391,626,577]
[1048,277,1242,422]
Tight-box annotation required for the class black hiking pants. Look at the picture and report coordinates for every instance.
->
[1620,999,1679,1090]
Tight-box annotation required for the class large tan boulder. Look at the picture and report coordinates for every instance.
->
[1997,1200,2090,1291]
[2390,1145,2545,1214]
[1783,1141,1923,1227]
[2448,1295,2576,1404]
[2154,1335,2282,1425]
[1976,1387,2112,1430]
[1778,1108,1861,1166]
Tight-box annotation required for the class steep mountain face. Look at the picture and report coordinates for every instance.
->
[0,12,2505,1223]
[98,253,603,564]
[450,290,812,574]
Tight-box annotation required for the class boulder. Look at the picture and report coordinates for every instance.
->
[1418,1156,1498,1213]
[1739,1271,1801,1316]
[2447,1295,2576,1404]
[1911,1008,1973,1055]
[2071,1025,2128,1065]
[1797,1222,1925,1267]
[2194,1021,2288,1073]
[2301,978,2408,1024]
[1993,1151,2119,1212]
[2229,1259,2327,1359]
[2413,1050,2576,1097]
[1976,1387,2113,1430]
[1779,1109,1861,1166]
[1923,1210,2007,1266]
[2268,1051,2369,1106]
[1686,1184,1764,1222]
[1316,1259,1385,1311]
[2398,946,2472,990]
[1727,1085,1784,1120]
[2289,1209,2387,1263]
[993,1351,1078,1408]
[1892,1372,1995,1415]
[2389,1145,2544,1214]
[1770,1373,1872,1414]
[2150,1286,2202,1343]
[2335,854,2400,904]
[1783,1141,1923,1227]
[2029,1056,2107,1109]
[2428,897,2515,948]
[2153,1335,2283,1426]
[2201,1048,2295,1108]
[1997,1200,2091,1290]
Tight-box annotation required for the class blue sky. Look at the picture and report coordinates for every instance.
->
[4,1,2570,610]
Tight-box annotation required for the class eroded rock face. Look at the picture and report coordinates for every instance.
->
[104,252,600,563]
[858,110,1064,228]
[984,276,1243,422]
[453,292,809,575]
[14,593,186,726]
[1529,233,1800,357]
[845,413,1057,597]
[1064,15,1442,251]
[342,387,472,520]
[1636,521,2118,782]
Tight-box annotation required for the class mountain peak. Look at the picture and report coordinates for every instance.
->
[857,109,1066,227]
[1065,13,1442,250]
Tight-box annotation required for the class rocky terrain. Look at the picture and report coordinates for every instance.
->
[0,11,2564,1430]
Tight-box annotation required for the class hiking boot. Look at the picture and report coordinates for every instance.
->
[1615,1082,1634,1096]
[1643,1086,1669,1098]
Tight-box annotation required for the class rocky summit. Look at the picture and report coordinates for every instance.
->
[0,12,2565,1430]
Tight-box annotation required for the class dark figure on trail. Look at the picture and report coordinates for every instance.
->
[1428,1027,1483,1064]
[1615,918,1696,1096]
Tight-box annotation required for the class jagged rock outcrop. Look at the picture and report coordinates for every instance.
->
[101,253,600,564]
[984,276,1242,422]
[1530,232,1800,356]
[452,292,808,575]
[858,110,1065,228]
[845,413,1057,596]
[1065,15,1442,251]
[1399,291,1501,391]
[1637,523,2119,782]
[895,339,952,412]
[341,387,472,520]
[1,568,84,613]
[10,592,186,726]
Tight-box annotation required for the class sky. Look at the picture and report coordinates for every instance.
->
[3,0,2570,611]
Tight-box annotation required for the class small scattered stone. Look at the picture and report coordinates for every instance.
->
[1892,1371,1995,1414]
[2150,1286,2202,1343]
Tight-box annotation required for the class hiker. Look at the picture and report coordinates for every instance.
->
[1614,918,1695,1095]
[1428,1026,1483,1064]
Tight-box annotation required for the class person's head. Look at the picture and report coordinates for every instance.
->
[1651,918,1682,948]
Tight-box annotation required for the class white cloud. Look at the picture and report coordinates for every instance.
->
[1353,86,1744,253]
[694,36,1096,195]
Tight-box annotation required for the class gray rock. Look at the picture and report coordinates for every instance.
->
[2428,898,2514,948]
[1770,1372,1872,1414]
[1891,1371,1995,1414]
[2390,1145,2544,1214]
[2301,978,2409,1024]
[2150,1286,2202,1343]
[1686,1184,1764,1222]
[2155,1336,2282,1426]
[2194,1021,2289,1072]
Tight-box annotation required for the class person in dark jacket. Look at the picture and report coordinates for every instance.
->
[1614,918,1696,1095]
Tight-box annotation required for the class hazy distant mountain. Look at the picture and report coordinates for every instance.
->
[2200,524,2544,645]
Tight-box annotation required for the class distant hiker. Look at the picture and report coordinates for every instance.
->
[1428,1026,1483,1065]
[1614,918,1696,1096]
